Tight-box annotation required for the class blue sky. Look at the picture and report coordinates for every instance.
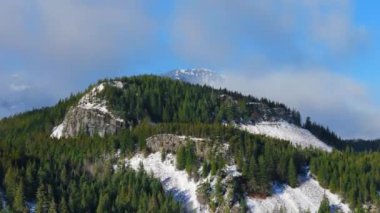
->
[0,0,379,139]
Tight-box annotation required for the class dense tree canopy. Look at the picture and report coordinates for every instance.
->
[100,76,301,125]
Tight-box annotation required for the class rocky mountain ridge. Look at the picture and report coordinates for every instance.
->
[50,74,302,139]
[51,81,125,139]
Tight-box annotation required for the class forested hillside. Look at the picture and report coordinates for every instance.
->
[0,75,379,212]
[0,118,318,212]
[311,151,380,209]
[99,75,301,125]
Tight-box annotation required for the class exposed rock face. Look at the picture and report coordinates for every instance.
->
[146,134,187,152]
[146,134,232,163]
[246,102,298,124]
[51,81,125,139]
[60,107,124,137]
[146,134,211,157]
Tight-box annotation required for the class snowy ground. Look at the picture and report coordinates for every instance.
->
[125,152,208,212]
[0,188,6,209]
[121,150,349,213]
[239,122,332,152]
[26,201,36,213]
[247,171,350,213]
[178,135,206,142]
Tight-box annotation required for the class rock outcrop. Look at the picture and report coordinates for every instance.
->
[247,102,299,124]
[51,81,125,139]
[146,134,231,160]
[58,107,124,138]
[146,134,210,157]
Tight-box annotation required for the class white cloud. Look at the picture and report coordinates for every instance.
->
[0,0,156,72]
[304,0,367,54]
[171,0,366,66]
[0,0,158,117]
[10,83,30,92]
[0,73,55,118]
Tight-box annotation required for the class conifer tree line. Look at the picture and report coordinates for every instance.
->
[304,117,380,152]
[311,151,380,209]
[0,128,182,212]
[100,75,301,125]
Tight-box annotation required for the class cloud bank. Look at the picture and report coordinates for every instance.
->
[171,0,367,67]
[0,0,157,116]
[0,0,378,139]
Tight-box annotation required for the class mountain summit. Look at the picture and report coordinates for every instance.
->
[165,68,224,86]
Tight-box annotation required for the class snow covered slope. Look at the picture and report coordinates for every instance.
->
[247,170,350,213]
[239,121,332,152]
[123,152,349,213]
[125,152,207,212]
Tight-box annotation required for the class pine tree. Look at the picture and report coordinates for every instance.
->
[202,161,210,178]
[36,184,48,213]
[176,146,186,170]
[210,158,217,176]
[318,195,330,213]
[25,163,36,199]
[4,168,17,202]
[96,193,110,213]
[48,198,57,213]
[59,198,69,213]
[185,143,196,175]
[288,158,298,187]
[257,156,269,194]
[215,177,223,205]
[162,106,171,122]
[13,181,25,212]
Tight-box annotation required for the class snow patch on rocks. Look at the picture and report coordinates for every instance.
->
[125,152,208,212]
[26,201,36,213]
[76,83,109,113]
[246,172,350,213]
[239,121,332,152]
[50,81,124,139]
[50,123,64,139]
[0,188,6,209]
[178,135,206,142]
[165,68,224,86]
[111,80,124,89]
[224,165,242,178]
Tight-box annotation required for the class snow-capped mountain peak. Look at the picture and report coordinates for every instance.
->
[165,68,224,86]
